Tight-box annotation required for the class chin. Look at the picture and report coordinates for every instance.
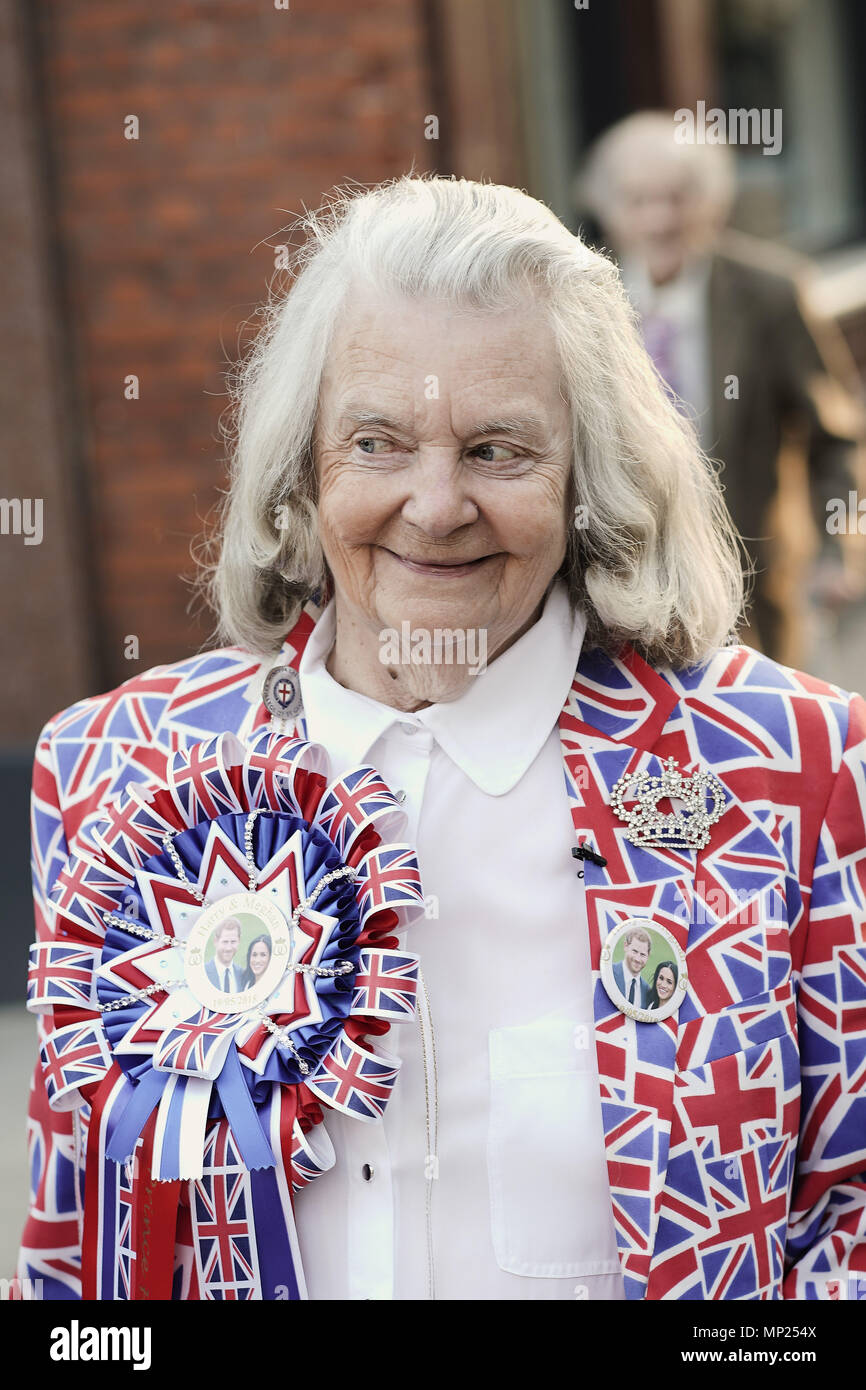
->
[376,594,493,636]
[648,251,685,282]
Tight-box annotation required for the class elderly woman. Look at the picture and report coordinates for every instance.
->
[19,177,866,1303]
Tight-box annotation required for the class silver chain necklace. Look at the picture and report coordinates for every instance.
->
[417,966,440,1300]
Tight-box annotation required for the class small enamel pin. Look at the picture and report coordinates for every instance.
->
[262,664,303,721]
[610,756,727,851]
[600,917,688,1023]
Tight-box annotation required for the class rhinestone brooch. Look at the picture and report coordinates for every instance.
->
[609,756,727,851]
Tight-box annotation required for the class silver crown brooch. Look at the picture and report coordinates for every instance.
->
[609,756,727,851]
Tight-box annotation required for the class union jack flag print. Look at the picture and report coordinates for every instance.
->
[17,1079,83,1299]
[306,1032,401,1120]
[165,737,244,825]
[27,942,98,1012]
[314,765,403,860]
[51,852,124,942]
[191,1122,260,1300]
[698,1143,792,1299]
[561,637,866,1299]
[40,1020,111,1108]
[153,1009,242,1078]
[351,949,420,1020]
[354,845,424,927]
[115,1143,137,1300]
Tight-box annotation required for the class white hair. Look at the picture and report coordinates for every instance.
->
[200,174,745,668]
[579,110,737,223]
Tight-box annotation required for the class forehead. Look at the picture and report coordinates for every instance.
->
[320,286,564,412]
[614,150,699,200]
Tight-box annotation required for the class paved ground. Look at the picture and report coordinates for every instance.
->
[0,1005,38,1280]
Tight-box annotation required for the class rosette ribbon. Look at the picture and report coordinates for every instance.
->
[27,730,425,1300]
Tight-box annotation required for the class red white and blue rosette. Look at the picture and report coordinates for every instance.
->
[27,729,425,1300]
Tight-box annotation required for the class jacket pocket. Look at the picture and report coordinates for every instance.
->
[487,1010,622,1278]
[676,978,798,1073]
[674,1035,786,1157]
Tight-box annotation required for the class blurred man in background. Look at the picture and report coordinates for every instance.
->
[579,111,864,664]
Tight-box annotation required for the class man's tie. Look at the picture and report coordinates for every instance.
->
[628,978,636,1004]
[641,313,681,403]
[223,968,230,992]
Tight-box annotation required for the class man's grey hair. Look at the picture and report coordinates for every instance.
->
[578,110,737,223]
[200,174,745,668]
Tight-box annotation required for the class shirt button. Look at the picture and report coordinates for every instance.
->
[361,1163,374,1182]
[402,724,418,737]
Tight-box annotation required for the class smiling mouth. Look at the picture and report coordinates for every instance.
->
[383,549,498,577]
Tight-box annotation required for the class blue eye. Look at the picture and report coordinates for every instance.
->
[357,437,388,454]
[473,443,518,464]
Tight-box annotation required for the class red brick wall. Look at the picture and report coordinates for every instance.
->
[35,0,437,686]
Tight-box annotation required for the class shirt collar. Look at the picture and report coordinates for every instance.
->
[620,254,711,322]
[298,582,586,796]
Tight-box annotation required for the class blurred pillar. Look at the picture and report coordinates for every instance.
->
[513,0,582,228]
[656,0,718,110]
[0,0,96,740]
[430,0,528,185]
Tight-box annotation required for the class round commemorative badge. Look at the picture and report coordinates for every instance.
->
[262,664,303,720]
[184,891,292,1017]
[600,917,687,1023]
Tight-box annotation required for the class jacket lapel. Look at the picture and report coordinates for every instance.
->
[559,643,701,1299]
[163,600,323,751]
[559,640,794,1299]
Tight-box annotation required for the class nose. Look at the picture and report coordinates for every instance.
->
[400,448,479,538]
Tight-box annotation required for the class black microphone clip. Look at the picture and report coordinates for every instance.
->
[571,844,608,867]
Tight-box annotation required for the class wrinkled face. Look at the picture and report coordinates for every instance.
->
[603,152,720,285]
[249,941,270,976]
[314,286,573,673]
[215,926,240,964]
[624,935,649,974]
[656,966,676,1001]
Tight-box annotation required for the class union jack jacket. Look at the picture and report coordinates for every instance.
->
[18,601,866,1299]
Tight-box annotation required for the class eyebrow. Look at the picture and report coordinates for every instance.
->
[337,408,549,445]
[339,409,411,434]
[469,415,547,445]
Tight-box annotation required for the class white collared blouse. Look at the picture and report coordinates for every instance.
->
[292,583,625,1300]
